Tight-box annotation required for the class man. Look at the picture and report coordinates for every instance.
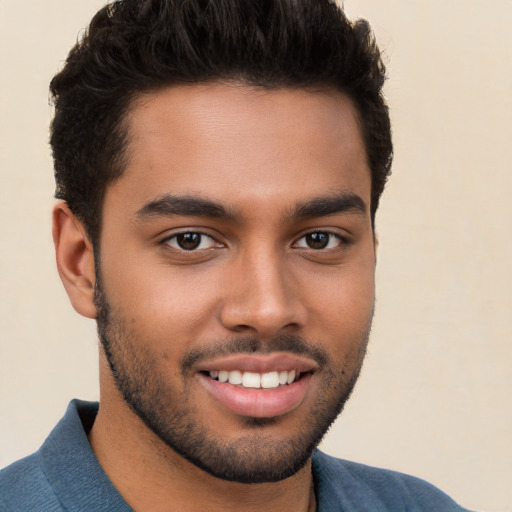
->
[0,0,471,510]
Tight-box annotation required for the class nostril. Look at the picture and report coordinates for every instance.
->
[283,322,301,331]
[219,289,307,337]
[232,324,253,333]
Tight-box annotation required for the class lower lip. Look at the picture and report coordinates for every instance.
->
[198,373,313,418]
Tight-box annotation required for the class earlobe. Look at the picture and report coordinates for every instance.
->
[52,201,97,319]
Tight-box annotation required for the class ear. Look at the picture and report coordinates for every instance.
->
[52,201,97,319]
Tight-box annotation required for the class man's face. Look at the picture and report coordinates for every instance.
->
[95,83,375,483]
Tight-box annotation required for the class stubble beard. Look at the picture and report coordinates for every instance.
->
[94,277,371,484]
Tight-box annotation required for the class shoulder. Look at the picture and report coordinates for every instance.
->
[0,400,98,512]
[312,450,474,511]
[1,400,130,512]
[0,453,63,512]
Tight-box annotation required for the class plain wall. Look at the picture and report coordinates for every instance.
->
[0,1,510,511]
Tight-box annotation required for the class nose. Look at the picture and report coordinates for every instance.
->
[219,246,307,338]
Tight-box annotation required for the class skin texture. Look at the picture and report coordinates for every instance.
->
[53,83,376,512]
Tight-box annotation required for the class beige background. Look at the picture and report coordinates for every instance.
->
[1,1,511,511]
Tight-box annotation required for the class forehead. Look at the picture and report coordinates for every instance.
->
[107,83,371,218]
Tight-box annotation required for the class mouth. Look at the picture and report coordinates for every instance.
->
[204,369,304,389]
[196,354,317,418]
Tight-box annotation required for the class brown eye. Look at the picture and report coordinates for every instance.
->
[294,231,345,250]
[305,232,329,249]
[165,232,218,251]
[176,233,201,250]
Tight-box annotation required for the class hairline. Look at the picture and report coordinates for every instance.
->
[86,78,376,255]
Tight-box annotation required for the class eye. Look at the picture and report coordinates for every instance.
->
[294,231,346,250]
[164,232,219,251]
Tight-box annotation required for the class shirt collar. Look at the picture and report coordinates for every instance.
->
[40,399,133,512]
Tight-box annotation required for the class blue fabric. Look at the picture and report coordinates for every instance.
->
[1,400,473,511]
[312,452,472,511]
[1,400,130,512]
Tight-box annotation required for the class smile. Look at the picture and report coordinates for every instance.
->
[207,369,299,389]
[196,354,317,418]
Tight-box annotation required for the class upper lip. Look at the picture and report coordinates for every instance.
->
[195,353,318,374]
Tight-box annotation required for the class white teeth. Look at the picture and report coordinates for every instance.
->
[209,369,300,388]
[261,371,279,389]
[242,372,261,388]
[228,370,243,385]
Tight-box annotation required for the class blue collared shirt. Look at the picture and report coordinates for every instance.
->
[0,400,472,511]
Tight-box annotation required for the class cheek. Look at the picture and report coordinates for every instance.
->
[304,254,375,354]
[101,257,223,349]
[307,246,375,314]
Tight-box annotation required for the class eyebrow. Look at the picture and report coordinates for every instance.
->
[135,190,366,223]
[292,192,367,220]
[135,194,235,221]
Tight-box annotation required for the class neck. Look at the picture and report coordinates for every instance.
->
[88,369,316,512]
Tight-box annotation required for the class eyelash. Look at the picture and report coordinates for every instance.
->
[160,230,220,252]
[293,231,351,250]
[160,230,350,252]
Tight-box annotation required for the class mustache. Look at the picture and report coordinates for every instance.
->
[180,334,329,372]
